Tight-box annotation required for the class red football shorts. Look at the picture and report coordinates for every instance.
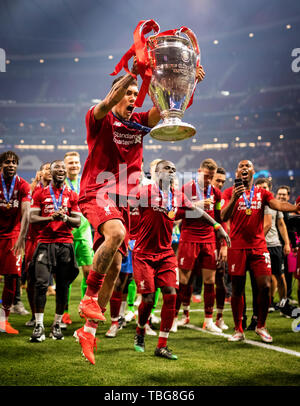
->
[24,238,38,273]
[295,249,300,281]
[79,195,129,256]
[227,248,272,277]
[0,238,22,276]
[132,250,179,294]
[177,241,217,272]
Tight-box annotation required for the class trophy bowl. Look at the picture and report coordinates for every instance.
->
[147,35,199,141]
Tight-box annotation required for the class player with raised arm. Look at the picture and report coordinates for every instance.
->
[174,159,226,333]
[221,160,300,343]
[132,160,230,360]
[73,57,206,364]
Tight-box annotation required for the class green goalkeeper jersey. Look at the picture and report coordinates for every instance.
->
[66,177,93,243]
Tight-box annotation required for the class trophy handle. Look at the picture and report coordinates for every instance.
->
[111,20,201,108]
[176,27,201,109]
[177,26,201,66]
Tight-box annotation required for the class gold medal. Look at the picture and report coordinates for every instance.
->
[168,210,175,219]
[245,208,252,215]
[6,202,11,209]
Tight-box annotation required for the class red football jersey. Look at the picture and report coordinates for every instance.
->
[79,107,150,203]
[133,184,192,254]
[179,180,221,243]
[222,185,274,249]
[0,175,31,239]
[129,206,140,240]
[26,183,44,241]
[31,184,80,243]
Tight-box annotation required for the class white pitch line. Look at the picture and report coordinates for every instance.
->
[185,323,300,358]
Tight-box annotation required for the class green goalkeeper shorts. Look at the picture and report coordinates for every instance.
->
[73,239,94,267]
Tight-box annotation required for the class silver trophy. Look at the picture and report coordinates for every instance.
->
[147,31,200,141]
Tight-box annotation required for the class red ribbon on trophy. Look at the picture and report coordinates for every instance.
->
[110,19,200,108]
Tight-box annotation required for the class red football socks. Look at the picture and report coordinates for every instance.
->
[175,283,192,316]
[1,276,17,317]
[231,295,244,332]
[204,283,215,317]
[85,270,106,298]
[157,293,176,348]
[215,285,225,317]
[109,290,123,320]
[257,290,270,329]
[137,300,153,333]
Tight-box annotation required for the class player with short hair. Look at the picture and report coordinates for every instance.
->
[73,61,161,363]
[73,60,206,364]
[0,151,31,334]
[174,158,225,333]
[62,151,94,325]
[211,167,229,330]
[29,160,81,342]
[132,160,230,360]
[221,160,300,343]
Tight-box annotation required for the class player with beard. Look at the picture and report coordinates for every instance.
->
[211,167,229,330]
[132,160,230,360]
[0,151,31,334]
[29,160,81,342]
[221,160,300,343]
[73,58,206,364]
[62,151,94,325]
[174,159,224,333]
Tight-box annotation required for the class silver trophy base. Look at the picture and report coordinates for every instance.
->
[150,121,196,141]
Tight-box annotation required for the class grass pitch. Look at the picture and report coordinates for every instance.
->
[0,272,300,388]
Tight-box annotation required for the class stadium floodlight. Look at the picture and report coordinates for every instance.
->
[0,48,6,72]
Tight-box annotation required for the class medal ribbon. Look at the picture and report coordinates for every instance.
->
[159,187,173,212]
[194,177,211,201]
[49,184,65,211]
[111,112,151,134]
[1,174,16,204]
[66,177,80,194]
[243,184,255,210]
[110,20,200,108]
